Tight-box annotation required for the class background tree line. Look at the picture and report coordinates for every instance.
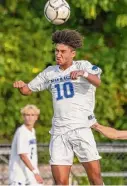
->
[0,0,127,143]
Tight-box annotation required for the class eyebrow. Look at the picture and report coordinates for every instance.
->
[23,113,37,115]
[55,49,67,52]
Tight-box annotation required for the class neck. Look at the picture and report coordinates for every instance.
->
[25,124,33,131]
[59,61,73,70]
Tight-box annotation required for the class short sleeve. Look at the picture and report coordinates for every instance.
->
[78,60,102,78]
[17,130,29,154]
[28,69,49,92]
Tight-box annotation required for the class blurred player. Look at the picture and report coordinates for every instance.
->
[92,123,127,140]
[9,105,43,186]
[13,29,104,185]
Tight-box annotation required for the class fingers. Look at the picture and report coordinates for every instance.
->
[70,70,84,80]
[70,71,78,79]
[91,122,99,129]
[35,174,43,184]
[13,81,26,88]
[37,177,43,184]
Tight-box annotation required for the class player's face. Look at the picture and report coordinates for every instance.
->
[23,109,38,128]
[55,44,76,70]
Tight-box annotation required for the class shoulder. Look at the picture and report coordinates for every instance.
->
[74,60,92,69]
[45,65,56,70]
[39,65,58,76]
[44,65,58,72]
[12,125,24,140]
[74,60,102,74]
[16,125,28,135]
[15,125,23,133]
[32,128,36,135]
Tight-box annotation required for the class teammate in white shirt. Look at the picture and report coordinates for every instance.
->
[9,104,43,185]
[13,30,103,185]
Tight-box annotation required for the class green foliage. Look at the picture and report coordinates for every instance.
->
[38,146,50,164]
[72,175,89,185]
[0,0,127,145]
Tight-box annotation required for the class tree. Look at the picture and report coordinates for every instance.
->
[0,0,127,143]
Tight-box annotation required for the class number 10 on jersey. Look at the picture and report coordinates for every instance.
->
[55,82,74,100]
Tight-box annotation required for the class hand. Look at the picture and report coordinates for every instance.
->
[13,81,26,88]
[91,123,99,129]
[70,70,84,80]
[34,173,43,184]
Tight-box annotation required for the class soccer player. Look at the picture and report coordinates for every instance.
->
[91,123,127,140]
[13,30,103,185]
[9,104,43,185]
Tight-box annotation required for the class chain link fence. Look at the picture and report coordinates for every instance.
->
[0,143,127,185]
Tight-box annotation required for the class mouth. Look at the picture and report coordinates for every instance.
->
[56,58,62,64]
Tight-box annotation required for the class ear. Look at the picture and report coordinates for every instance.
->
[35,115,39,121]
[72,50,76,58]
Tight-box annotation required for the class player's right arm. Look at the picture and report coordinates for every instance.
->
[13,81,32,95]
[13,69,50,95]
[92,123,127,140]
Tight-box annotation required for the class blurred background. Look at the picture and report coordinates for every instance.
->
[0,0,127,185]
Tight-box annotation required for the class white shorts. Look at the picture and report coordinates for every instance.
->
[49,128,101,165]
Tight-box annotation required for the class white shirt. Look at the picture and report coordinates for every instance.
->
[9,124,38,184]
[28,60,102,134]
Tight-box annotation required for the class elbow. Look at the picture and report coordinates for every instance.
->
[115,131,121,140]
[111,131,119,140]
[93,78,101,87]
[96,79,101,87]
[111,136,118,140]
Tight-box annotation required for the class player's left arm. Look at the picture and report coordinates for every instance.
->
[19,153,43,183]
[17,131,43,183]
[70,70,101,87]
[19,153,36,171]
[91,123,127,140]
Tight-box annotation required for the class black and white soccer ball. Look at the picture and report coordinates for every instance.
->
[44,0,70,25]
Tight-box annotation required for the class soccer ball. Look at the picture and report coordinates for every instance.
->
[44,0,70,25]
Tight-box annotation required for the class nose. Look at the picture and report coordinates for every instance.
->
[27,116,33,120]
[56,51,61,57]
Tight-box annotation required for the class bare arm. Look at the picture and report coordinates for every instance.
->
[85,73,101,87]
[70,70,101,87]
[91,123,127,140]
[19,154,43,183]
[13,81,32,95]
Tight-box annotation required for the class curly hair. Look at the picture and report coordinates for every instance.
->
[52,29,83,49]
